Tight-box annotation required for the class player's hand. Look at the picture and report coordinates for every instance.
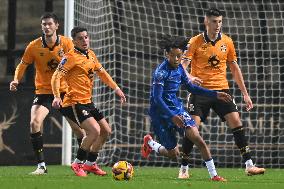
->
[115,88,126,104]
[52,97,62,109]
[9,80,19,91]
[216,92,232,102]
[191,77,203,86]
[243,94,253,111]
[172,115,185,128]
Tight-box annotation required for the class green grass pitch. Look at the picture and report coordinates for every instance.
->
[0,166,283,189]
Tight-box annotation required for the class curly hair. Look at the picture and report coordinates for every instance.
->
[159,34,188,53]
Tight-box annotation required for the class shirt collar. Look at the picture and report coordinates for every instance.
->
[74,47,89,59]
[41,34,60,50]
[203,31,222,46]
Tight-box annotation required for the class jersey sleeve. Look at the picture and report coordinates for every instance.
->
[227,37,238,63]
[183,37,197,61]
[92,54,119,90]
[58,53,76,73]
[65,37,74,52]
[152,69,168,86]
[152,84,175,117]
[51,54,74,98]
[21,42,34,64]
[14,42,34,81]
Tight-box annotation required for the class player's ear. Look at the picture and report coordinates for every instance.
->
[55,23,59,30]
[165,51,170,59]
[204,16,208,26]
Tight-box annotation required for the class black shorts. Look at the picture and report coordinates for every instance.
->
[60,103,104,125]
[187,89,238,122]
[32,93,65,111]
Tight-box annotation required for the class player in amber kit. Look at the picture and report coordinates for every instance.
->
[51,27,126,177]
[178,8,265,178]
[9,13,84,175]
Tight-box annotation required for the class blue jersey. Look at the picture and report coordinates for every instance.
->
[149,59,217,119]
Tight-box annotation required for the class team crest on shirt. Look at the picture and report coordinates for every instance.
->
[60,57,67,65]
[57,58,67,70]
[58,48,64,57]
[47,59,59,71]
[87,68,94,79]
[201,44,207,51]
[220,44,227,52]
[155,70,167,82]
[208,55,220,68]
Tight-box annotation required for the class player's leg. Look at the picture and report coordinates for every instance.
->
[65,117,85,146]
[59,93,85,146]
[179,94,211,179]
[214,91,265,176]
[29,95,50,175]
[143,134,180,159]
[71,116,100,177]
[61,104,100,177]
[83,115,110,176]
[224,112,265,176]
[185,125,226,182]
[141,118,180,159]
[29,105,49,175]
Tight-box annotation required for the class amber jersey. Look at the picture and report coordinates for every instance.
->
[56,48,118,107]
[16,35,73,94]
[183,32,237,90]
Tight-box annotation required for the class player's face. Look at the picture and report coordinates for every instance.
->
[41,18,58,37]
[167,48,183,68]
[73,31,90,51]
[205,15,222,36]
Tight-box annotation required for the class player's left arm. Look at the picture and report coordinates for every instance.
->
[95,66,126,104]
[229,62,253,111]
[227,38,253,111]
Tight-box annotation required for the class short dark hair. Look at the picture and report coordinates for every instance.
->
[40,12,59,24]
[205,8,223,17]
[159,34,188,53]
[71,27,88,39]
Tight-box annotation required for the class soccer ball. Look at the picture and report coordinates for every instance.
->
[112,161,134,181]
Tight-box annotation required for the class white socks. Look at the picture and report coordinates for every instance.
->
[245,159,254,168]
[85,160,95,166]
[205,159,217,178]
[180,165,188,170]
[73,158,84,164]
[38,162,46,168]
[148,139,162,153]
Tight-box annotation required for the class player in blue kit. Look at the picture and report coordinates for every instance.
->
[141,35,231,181]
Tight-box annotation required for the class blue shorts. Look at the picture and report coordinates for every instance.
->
[150,111,196,150]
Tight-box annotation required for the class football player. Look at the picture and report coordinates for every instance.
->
[9,13,85,175]
[51,27,126,177]
[141,34,230,182]
[179,8,265,178]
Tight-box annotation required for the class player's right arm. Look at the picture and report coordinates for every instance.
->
[10,43,34,91]
[51,56,74,109]
[152,83,185,128]
[181,37,203,86]
[151,70,185,128]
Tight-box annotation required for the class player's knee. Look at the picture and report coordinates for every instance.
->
[194,137,207,149]
[30,119,42,130]
[167,149,179,159]
[73,128,85,138]
[102,126,112,138]
[87,125,100,139]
